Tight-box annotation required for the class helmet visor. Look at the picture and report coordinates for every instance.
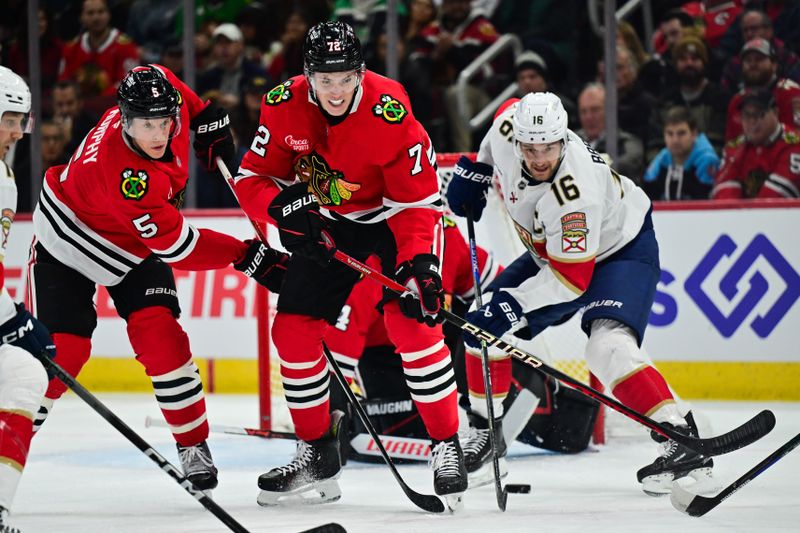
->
[309,70,363,94]
[122,114,181,143]
[0,110,34,134]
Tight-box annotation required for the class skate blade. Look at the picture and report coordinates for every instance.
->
[467,458,508,490]
[257,479,342,506]
[444,493,464,512]
[641,467,716,497]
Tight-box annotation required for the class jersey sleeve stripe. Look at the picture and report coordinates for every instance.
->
[767,173,800,197]
[234,168,294,187]
[152,224,199,262]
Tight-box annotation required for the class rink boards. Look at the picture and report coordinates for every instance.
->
[5,200,799,399]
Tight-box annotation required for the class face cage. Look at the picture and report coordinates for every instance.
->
[0,110,35,134]
[121,113,182,143]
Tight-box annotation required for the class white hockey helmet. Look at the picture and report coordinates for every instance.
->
[512,91,568,146]
[0,65,33,134]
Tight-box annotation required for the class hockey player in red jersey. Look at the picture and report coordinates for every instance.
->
[235,21,466,507]
[27,64,288,491]
[0,65,58,533]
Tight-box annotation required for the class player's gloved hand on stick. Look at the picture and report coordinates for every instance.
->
[0,303,57,379]
[191,102,235,172]
[394,254,445,327]
[445,155,493,221]
[267,183,335,265]
[463,290,525,349]
[234,240,289,292]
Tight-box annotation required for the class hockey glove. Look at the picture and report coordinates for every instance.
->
[267,183,335,265]
[463,290,525,349]
[191,103,235,172]
[234,240,290,293]
[0,303,57,379]
[393,254,445,327]
[445,155,493,221]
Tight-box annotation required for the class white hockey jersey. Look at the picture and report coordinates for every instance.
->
[0,161,18,324]
[477,102,652,314]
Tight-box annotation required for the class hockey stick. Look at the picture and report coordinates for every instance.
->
[145,415,296,440]
[326,248,775,458]
[215,159,445,513]
[41,357,251,533]
[321,342,447,513]
[216,158,773,457]
[671,432,800,517]
[465,207,530,509]
[298,523,347,533]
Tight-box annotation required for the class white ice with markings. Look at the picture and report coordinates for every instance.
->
[15,395,799,533]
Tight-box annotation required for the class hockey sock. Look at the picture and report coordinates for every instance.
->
[465,349,511,419]
[127,307,209,446]
[272,313,331,442]
[384,302,458,441]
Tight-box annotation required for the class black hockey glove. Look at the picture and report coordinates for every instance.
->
[191,103,235,172]
[0,303,57,379]
[393,254,445,327]
[234,240,289,293]
[267,183,335,265]
[446,155,493,221]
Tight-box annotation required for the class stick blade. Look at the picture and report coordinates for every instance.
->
[298,523,347,533]
[670,482,711,517]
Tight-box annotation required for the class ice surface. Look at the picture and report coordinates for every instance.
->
[14,394,799,533]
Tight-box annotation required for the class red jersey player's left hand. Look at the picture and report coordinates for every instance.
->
[234,240,290,293]
[267,183,336,265]
[394,254,445,327]
[191,102,235,172]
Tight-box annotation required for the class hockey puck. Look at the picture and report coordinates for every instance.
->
[505,484,532,494]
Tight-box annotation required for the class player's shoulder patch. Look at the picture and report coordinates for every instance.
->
[442,215,457,228]
[264,79,294,106]
[120,168,149,200]
[783,129,800,144]
[372,94,408,124]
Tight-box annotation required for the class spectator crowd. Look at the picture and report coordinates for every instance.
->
[2,0,799,209]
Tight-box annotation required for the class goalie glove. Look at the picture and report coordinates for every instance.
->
[445,155,493,221]
[393,254,445,327]
[234,240,289,293]
[191,102,235,172]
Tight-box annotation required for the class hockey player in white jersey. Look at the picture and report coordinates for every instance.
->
[0,66,56,533]
[446,92,713,495]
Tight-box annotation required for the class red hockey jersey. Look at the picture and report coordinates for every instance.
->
[713,125,800,199]
[235,71,441,264]
[32,65,247,286]
[324,219,501,359]
[725,79,800,141]
[58,28,140,97]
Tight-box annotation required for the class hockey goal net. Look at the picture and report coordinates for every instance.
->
[257,153,606,444]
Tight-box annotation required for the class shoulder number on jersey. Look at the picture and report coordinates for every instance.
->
[250,125,271,157]
[407,141,436,176]
[132,213,158,238]
[551,175,580,206]
[499,119,514,143]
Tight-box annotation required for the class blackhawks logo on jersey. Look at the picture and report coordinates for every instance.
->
[264,80,293,106]
[294,152,361,206]
[372,94,407,124]
[120,168,149,200]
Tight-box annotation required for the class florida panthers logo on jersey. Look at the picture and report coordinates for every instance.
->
[120,168,149,200]
[264,80,293,106]
[294,152,361,206]
[1,208,14,250]
[372,94,407,124]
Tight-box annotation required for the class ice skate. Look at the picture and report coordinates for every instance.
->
[177,440,218,492]
[257,410,345,506]
[430,434,468,511]
[637,412,714,496]
[461,415,508,489]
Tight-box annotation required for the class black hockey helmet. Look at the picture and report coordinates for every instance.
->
[117,65,180,121]
[303,21,365,76]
